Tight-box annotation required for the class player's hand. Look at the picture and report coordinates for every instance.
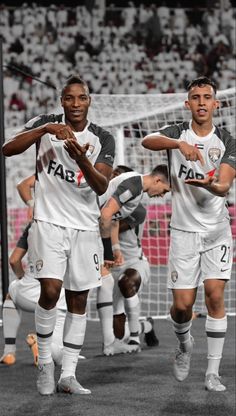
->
[185,175,216,188]
[103,259,115,269]
[64,139,90,161]
[45,123,77,140]
[179,141,204,166]
[113,249,124,266]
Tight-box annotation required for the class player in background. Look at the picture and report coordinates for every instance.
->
[142,76,236,392]
[1,174,36,365]
[97,164,170,354]
[110,166,159,350]
[2,74,115,395]
[0,223,67,367]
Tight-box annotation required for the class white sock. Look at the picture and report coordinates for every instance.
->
[35,304,57,365]
[172,318,192,352]
[97,274,115,346]
[139,319,152,334]
[60,312,86,380]
[124,294,140,343]
[205,315,227,377]
[51,309,66,366]
[2,299,22,355]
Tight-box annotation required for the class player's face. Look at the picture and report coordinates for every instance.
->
[185,85,219,125]
[61,83,91,127]
[148,178,170,198]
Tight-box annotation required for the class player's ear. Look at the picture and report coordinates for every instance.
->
[214,99,220,109]
[185,100,190,110]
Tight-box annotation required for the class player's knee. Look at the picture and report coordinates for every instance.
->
[205,292,224,311]
[39,280,61,307]
[118,269,141,297]
[172,301,193,315]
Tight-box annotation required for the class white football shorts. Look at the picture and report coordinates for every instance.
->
[112,257,150,315]
[9,273,66,311]
[29,220,102,291]
[168,225,233,289]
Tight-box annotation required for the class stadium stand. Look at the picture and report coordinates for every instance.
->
[0,0,235,126]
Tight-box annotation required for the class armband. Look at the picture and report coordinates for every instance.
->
[102,237,114,261]
[26,199,34,208]
[112,243,120,251]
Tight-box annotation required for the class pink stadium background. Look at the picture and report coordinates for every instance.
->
[8,204,236,266]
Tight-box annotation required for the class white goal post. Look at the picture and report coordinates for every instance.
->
[3,87,236,318]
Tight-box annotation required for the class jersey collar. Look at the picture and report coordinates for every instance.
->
[189,120,215,140]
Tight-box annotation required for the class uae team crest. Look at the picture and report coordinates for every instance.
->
[208,148,221,163]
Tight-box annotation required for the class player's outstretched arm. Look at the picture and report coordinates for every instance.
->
[17,174,36,221]
[2,123,76,157]
[185,163,235,196]
[2,125,48,156]
[142,134,204,165]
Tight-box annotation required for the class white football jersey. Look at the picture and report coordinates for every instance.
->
[24,114,115,230]
[154,121,236,232]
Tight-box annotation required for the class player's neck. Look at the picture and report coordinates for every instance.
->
[65,119,88,132]
[191,119,214,137]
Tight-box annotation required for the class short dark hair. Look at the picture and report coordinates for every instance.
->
[61,74,89,96]
[187,77,217,94]
[115,165,134,173]
[151,164,169,181]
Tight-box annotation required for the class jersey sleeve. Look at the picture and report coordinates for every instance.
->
[219,129,236,170]
[153,123,185,140]
[112,176,143,207]
[24,114,63,130]
[89,124,115,167]
[16,223,31,250]
[122,203,146,228]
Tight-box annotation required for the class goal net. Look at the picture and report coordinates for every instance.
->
[3,87,236,319]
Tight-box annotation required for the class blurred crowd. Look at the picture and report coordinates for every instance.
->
[0,0,235,126]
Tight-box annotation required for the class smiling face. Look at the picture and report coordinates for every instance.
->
[185,84,219,126]
[61,83,91,131]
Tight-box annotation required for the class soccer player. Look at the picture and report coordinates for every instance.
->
[97,164,170,353]
[0,222,66,367]
[112,204,159,350]
[142,76,236,391]
[110,165,159,349]
[2,74,115,395]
